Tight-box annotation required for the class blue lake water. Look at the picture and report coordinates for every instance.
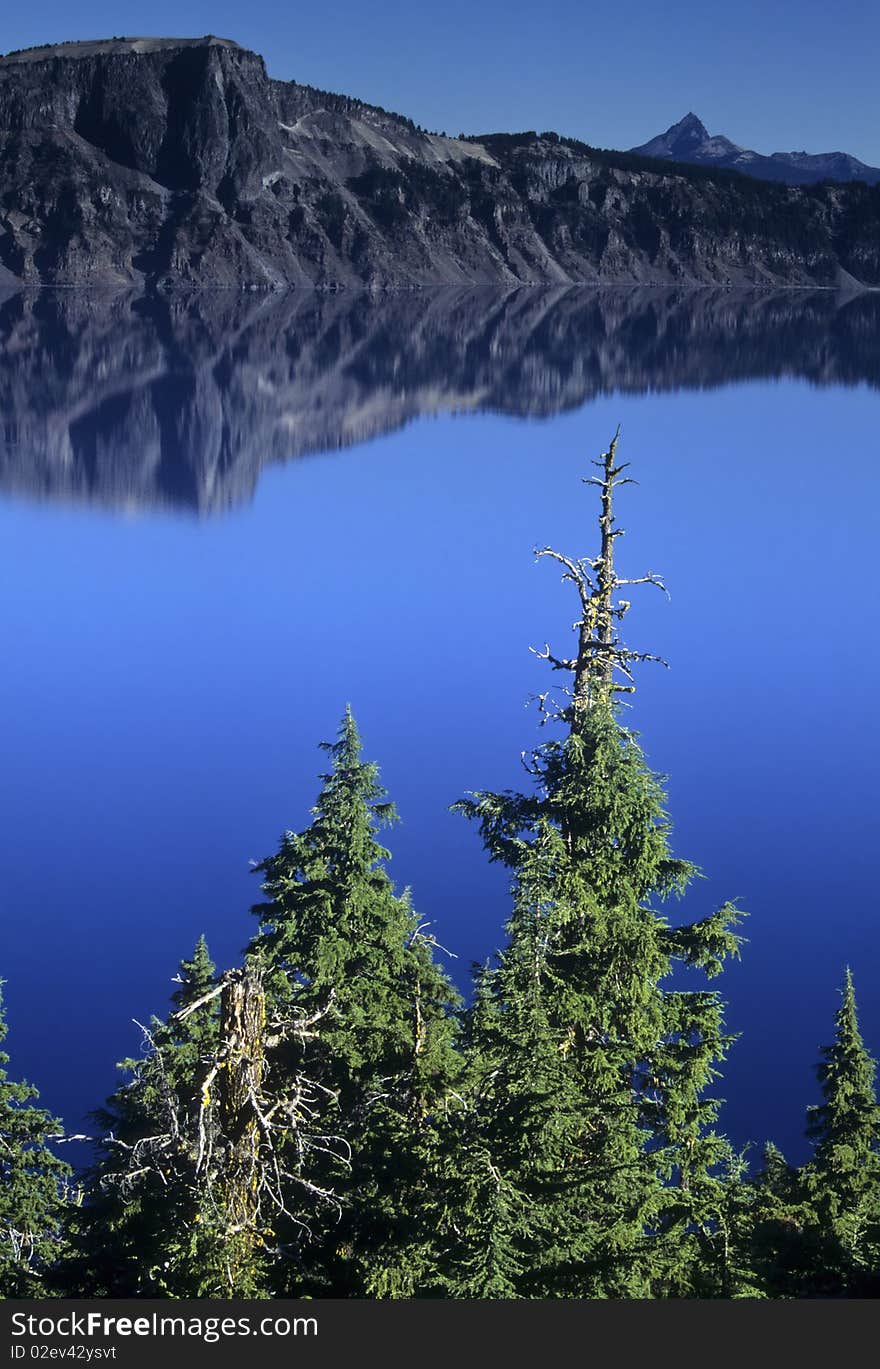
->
[1,285,878,1166]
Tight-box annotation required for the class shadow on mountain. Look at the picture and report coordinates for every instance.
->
[1,286,878,514]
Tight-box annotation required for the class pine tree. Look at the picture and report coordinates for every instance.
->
[802,969,880,1292]
[163,934,220,1097]
[448,432,744,1297]
[0,982,70,1296]
[747,1141,824,1298]
[248,708,461,1297]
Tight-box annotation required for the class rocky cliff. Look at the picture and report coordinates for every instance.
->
[1,284,877,512]
[1,37,879,287]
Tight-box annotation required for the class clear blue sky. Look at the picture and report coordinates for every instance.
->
[3,0,878,163]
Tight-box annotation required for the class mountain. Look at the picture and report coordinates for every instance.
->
[2,285,879,513]
[631,113,880,186]
[0,38,879,286]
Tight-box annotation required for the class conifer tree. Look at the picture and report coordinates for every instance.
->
[66,936,223,1296]
[0,982,70,1297]
[164,934,220,1097]
[747,1141,822,1298]
[248,708,461,1297]
[802,969,880,1292]
[446,432,744,1297]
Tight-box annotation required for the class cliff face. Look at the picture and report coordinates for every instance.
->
[2,284,878,512]
[0,38,295,285]
[1,37,880,287]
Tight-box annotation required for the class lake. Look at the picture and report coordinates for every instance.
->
[1,284,878,1167]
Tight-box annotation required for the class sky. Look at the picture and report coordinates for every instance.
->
[2,0,879,164]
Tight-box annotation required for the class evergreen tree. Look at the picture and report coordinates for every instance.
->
[248,708,461,1297]
[0,982,70,1296]
[65,937,223,1296]
[446,433,744,1297]
[164,934,220,1097]
[686,1145,762,1298]
[747,1141,824,1298]
[802,969,880,1292]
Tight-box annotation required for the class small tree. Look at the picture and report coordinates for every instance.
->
[0,982,70,1296]
[802,969,880,1292]
[248,708,461,1297]
[746,1141,826,1298]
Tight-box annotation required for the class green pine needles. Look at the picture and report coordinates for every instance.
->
[247,707,461,1297]
[62,937,223,1296]
[0,984,70,1296]
[748,972,880,1297]
[10,431,879,1298]
[803,970,880,1291]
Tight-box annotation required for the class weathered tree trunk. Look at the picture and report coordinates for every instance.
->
[216,964,267,1289]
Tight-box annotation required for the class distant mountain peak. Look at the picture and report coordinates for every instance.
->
[630,114,880,187]
[629,112,712,163]
[670,112,710,141]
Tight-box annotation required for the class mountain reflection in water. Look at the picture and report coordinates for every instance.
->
[1,285,878,514]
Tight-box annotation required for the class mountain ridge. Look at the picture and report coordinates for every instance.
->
[0,35,244,62]
[1,37,879,287]
[630,112,880,186]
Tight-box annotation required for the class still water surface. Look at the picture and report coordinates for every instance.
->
[1,285,878,1164]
